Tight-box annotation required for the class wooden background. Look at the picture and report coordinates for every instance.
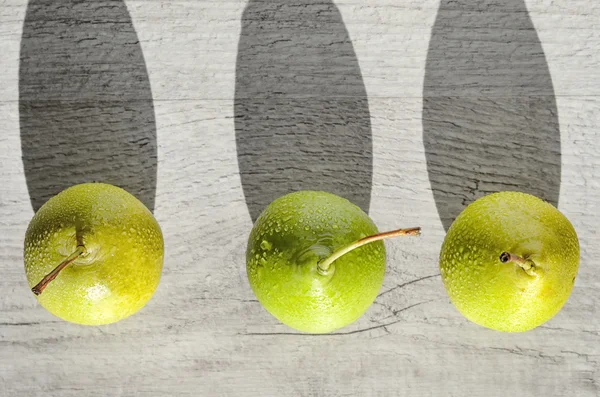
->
[1,0,599,396]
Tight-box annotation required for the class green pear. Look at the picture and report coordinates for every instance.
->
[440,191,580,332]
[24,183,164,325]
[246,191,420,334]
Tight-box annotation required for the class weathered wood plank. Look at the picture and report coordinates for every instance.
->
[0,0,599,396]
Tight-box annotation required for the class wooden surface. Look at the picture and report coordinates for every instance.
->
[1,0,599,396]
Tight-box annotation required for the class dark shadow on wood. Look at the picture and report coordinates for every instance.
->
[423,0,561,231]
[235,0,373,222]
[19,0,157,212]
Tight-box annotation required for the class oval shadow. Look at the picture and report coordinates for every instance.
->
[19,0,157,212]
[423,0,561,231]
[235,0,373,222]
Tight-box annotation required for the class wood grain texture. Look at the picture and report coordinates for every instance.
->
[423,0,562,230]
[19,0,158,212]
[1,0,600,396]
[235,0,373,221]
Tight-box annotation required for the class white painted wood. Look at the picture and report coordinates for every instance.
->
[1,0,599,396]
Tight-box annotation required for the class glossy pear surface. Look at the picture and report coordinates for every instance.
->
[247,191,385,334]
[440,191,579,332]
[24,183,164,325]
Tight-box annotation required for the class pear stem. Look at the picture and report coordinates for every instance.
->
[499,252,536,276]
[32,245,86,296]
[317,227,421,275]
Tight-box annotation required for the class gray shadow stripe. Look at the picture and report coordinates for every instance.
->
[19,0,157,212]
[235,0,373,222]
[423,0,561,231]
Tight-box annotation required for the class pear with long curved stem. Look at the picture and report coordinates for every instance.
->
[246,190,422,334]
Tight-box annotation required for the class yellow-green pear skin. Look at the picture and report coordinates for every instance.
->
[24,183,164,325]
[440,191,580,332]
[247,191,386,334]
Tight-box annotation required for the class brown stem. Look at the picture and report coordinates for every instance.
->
[317,227,421,275]
[499,252,536,276]
[32,246,86,296]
